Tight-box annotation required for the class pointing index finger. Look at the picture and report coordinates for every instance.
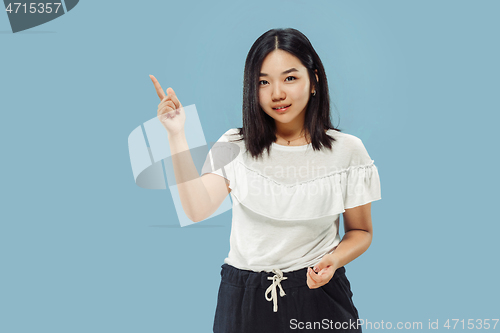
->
[149,75,166,100]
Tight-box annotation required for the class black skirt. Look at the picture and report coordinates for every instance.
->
[213,263,362,333]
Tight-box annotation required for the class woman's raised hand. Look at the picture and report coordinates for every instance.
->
[150,75,186,136]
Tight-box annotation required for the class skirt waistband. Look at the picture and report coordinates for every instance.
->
[220,263,346,289]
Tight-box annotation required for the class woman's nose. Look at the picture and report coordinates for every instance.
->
[271,84,286,101]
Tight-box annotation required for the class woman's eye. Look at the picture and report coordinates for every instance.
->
[259,77,295,85]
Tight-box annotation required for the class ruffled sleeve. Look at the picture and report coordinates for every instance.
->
[200,128,241,190]
[341,136,381,209]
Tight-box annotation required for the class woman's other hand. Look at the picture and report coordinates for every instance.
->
[306,254,339,289]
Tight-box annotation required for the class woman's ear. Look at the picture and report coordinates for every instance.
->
[315,69,319,83]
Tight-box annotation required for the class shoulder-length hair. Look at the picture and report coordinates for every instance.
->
[228,27,341,160]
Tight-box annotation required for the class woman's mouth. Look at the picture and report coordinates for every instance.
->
[273,104,291,113]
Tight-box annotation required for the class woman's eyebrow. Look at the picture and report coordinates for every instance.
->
[259,68,299,77]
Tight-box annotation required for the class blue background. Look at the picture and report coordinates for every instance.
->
[1,0,499,332]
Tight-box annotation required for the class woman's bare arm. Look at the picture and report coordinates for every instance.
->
[168,129,231,222]
[329,202,373,268]
[149,75,230,223]
[307,202,373,288]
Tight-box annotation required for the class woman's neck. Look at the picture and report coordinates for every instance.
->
[275,121,306,138]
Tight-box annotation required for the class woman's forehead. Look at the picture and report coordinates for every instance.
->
[260,50,306,75]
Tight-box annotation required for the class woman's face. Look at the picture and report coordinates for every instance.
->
[258,49,317,128]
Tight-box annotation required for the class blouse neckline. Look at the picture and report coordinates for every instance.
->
[271,141,312,151]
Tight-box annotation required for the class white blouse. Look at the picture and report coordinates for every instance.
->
[201,128,381,273]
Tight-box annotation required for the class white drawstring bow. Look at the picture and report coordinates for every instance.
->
[265,269,288,312]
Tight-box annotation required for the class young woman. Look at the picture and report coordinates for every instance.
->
[150,28,381,333]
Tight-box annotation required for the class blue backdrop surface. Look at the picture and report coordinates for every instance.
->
[1,0,499,332]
